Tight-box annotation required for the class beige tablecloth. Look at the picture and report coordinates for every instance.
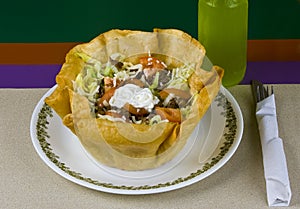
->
[0,85,299,209]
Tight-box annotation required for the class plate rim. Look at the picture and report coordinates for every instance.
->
[30,85,243,195]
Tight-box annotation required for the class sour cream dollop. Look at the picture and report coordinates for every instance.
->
[109,84,159,112]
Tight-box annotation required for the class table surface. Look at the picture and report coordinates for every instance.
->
[1,84,299,209]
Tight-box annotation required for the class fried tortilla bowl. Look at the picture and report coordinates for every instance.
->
[45,29,224,171]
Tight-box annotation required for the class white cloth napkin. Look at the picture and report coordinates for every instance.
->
[256,94,292,206]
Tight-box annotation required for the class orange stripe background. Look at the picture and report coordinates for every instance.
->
[247,39,300,61]
[0,40,299,64]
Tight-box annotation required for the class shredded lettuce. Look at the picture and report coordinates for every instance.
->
[149,72,160,90]
[115,70,130,80]
[102,64,116,77]
[74,52,123,103]
[73,60,103,105]
[149,115,168,125]
[74,74,100,102]
[167,64,195,91]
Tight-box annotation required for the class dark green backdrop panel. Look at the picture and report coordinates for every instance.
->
[0,0,299,42]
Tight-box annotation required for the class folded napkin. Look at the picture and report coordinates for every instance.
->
[256,94,292,206]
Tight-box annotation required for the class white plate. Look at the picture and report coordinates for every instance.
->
[30,85,243,195]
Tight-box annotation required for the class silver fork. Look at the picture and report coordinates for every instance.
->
[251,80,292,206]
[252,80,274,103]
[266,85,274,97]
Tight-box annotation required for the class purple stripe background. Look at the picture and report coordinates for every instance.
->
[0,65,61,88]
[0,62,299,88]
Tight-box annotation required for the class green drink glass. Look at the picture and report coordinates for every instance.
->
[198,0,248,87]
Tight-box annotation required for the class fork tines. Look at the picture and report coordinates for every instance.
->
[266,85,274,97]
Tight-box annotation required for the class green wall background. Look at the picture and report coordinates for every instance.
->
[0,0,299,42]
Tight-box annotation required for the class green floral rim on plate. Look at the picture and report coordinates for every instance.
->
[36,92,236,190]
